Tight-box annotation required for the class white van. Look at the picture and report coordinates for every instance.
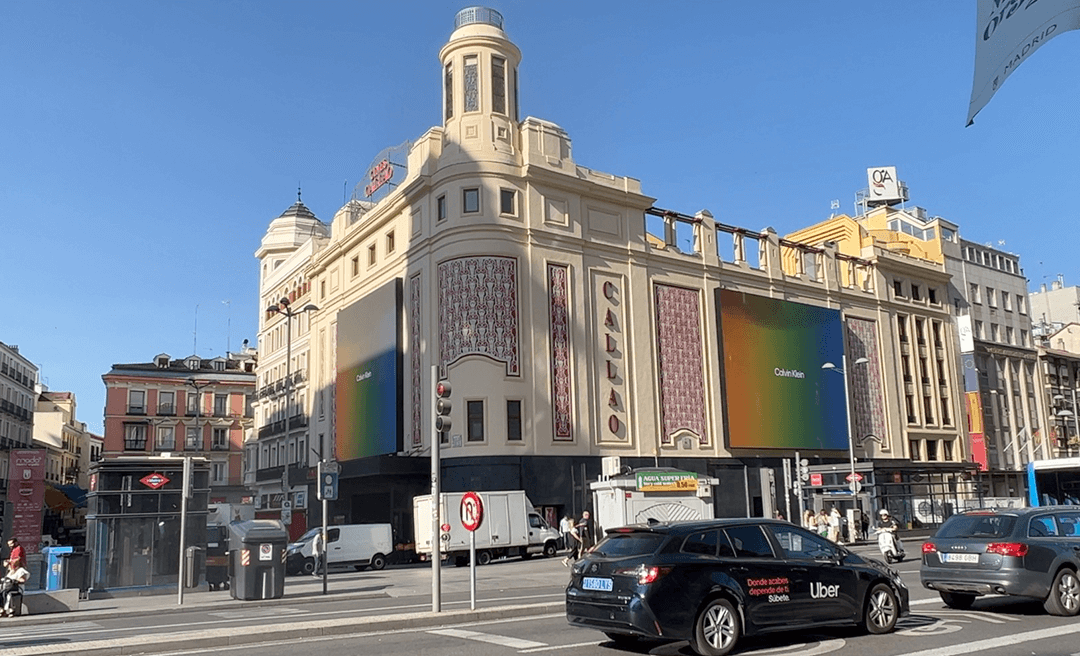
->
[286,524,393,574]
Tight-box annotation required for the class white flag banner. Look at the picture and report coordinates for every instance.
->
[968,0,1080,125]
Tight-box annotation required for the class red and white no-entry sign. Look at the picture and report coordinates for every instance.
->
[460,491,484,532]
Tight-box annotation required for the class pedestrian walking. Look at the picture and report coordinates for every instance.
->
[559,515,574,552]
[816,509,829,538]
[312,530,324,577]
[802,509,815,531]
[828,506,843,544]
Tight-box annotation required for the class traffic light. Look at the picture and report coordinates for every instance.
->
[797,458,810,486]
[434,379,452,433]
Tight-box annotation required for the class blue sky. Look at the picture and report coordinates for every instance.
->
[3,1,1078,434]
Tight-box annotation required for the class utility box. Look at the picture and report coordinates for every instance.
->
[42,546,73,591]
[228,520,287,601]
[591,468,718,536]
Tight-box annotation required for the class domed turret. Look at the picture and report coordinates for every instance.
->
[438,7,522,163]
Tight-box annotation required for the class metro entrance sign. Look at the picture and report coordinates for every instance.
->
[460,491,484,532]
[140,473,170,490]
[845,472,865,483]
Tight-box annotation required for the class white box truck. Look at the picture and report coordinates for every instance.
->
[591,468,718,536]
[413,490,561,566]
[285,524,393,574]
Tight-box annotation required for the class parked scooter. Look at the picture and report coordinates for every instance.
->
[874,509,905,563]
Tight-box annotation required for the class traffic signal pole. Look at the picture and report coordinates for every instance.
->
[431,365,441,612]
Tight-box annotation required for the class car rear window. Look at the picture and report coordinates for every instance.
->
[936,514,1017,539]
[592,533,665,557]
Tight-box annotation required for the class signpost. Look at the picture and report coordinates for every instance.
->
[460,491,483,610]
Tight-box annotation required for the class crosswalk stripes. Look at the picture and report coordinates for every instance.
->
[428,627,548,650]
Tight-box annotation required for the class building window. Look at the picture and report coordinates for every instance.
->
[507,400,522,441]
[1017,295,1026,314]
[186,390,200,416]
[186,426,201,450]
[499,189,516,216]
[211,461,227,485]
[492,56,506,115]
[368,243,376,266]
[463,188,480,214]
[128,390,146,415]
[987,287,997,308]
[214,394,228,417]
[911,285,922,302]
[1006,326,1015,345]
[437,195,447,221]
[386,230,395,254]
[158,391,175,416]
[467,400,485,442]
[975,320,984,339]
[897,314,909,343]
[320,279,326,301]
[212,427,228,450]
[124,424,147,451]
[909,439,921,460]
[463,55,479,112]
[926,439,939,461]
[970,283,981,304]
[444,63,453,120]
[1002,291,1012,311]
[942,439,954,461]
[928,287,938,305]
[351,256,359,278]
[155,426,175,451]
[990,323,999,342]
[893,280,905,298]
[1021,329,1029,347]
[512,66,518,121]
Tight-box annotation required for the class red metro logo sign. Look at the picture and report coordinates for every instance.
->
[140,472,170,490]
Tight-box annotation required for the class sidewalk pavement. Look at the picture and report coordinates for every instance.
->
[2,563,568,656]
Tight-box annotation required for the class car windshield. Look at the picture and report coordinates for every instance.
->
[936,514,1016,539]
[294,528,320,543]
[592,532,665,557]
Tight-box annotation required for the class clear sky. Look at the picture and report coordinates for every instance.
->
[3,1,1078,434]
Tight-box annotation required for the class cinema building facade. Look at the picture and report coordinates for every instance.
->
[254,8,972,542]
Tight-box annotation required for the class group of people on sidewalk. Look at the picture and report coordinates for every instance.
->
[559,511,593,567]
[0,538,29,617]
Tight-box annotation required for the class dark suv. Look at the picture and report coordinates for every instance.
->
[566,518,908,656]
[920,506,1080,615]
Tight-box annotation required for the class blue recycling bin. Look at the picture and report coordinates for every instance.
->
[42,546,73,591]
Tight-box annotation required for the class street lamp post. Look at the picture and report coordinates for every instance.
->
[823,356,869,541]
[266,298,319,533]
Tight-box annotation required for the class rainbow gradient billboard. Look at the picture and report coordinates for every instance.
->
[716,289,848,450]
[336,279,403,461]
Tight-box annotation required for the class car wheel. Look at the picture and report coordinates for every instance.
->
[369,553,387,571]
[940,592,976,610]
[1044,568,1080,616]
[543,542,557,558]
[477,550,492,566]
[693,597,740,656]
[301,558,316,575]
[864,583,899,634]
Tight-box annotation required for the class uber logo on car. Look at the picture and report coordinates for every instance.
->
[810,582,840,599]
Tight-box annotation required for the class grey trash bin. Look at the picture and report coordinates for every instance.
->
[228,520,288,600]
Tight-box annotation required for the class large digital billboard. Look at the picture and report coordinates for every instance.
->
[716,289,848,450]
[336,279,403,461]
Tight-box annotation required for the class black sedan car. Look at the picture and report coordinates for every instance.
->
[921,506,1080,615]
[566,518,908,656]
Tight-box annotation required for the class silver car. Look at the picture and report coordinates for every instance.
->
[920,506,1080,615]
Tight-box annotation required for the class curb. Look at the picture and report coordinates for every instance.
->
[4,601,566,656]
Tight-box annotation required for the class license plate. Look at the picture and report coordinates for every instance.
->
[941,552,979,564]
[582,577,613,592]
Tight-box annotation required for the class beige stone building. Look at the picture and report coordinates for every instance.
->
[248,8,980,540]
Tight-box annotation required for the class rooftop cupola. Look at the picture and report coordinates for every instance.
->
[438,7,522,162]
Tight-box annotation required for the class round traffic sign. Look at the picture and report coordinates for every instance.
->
[460,491,484,532]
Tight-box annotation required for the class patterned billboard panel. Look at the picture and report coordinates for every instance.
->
[716,290,847,450]
[335,279,403,461]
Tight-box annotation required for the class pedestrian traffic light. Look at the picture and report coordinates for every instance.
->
[434,379,452,433]
[797,458,810,483]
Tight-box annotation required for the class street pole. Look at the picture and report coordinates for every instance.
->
[841,354,858,503]
[431,364,441,613]
[322,468,328,596]
[177,455,191,605]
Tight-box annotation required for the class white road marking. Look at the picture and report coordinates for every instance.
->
[519,640,604,653]
[207,607,310,619]
[896,623,1080,656]
[428,627,547,649]
[0,620,101,639]
[753,638,846,654]
[920,610,1020,623]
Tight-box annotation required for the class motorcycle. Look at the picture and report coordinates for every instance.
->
[875,526,905,563]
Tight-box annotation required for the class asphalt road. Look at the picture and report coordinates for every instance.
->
[7,545,1080,656]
